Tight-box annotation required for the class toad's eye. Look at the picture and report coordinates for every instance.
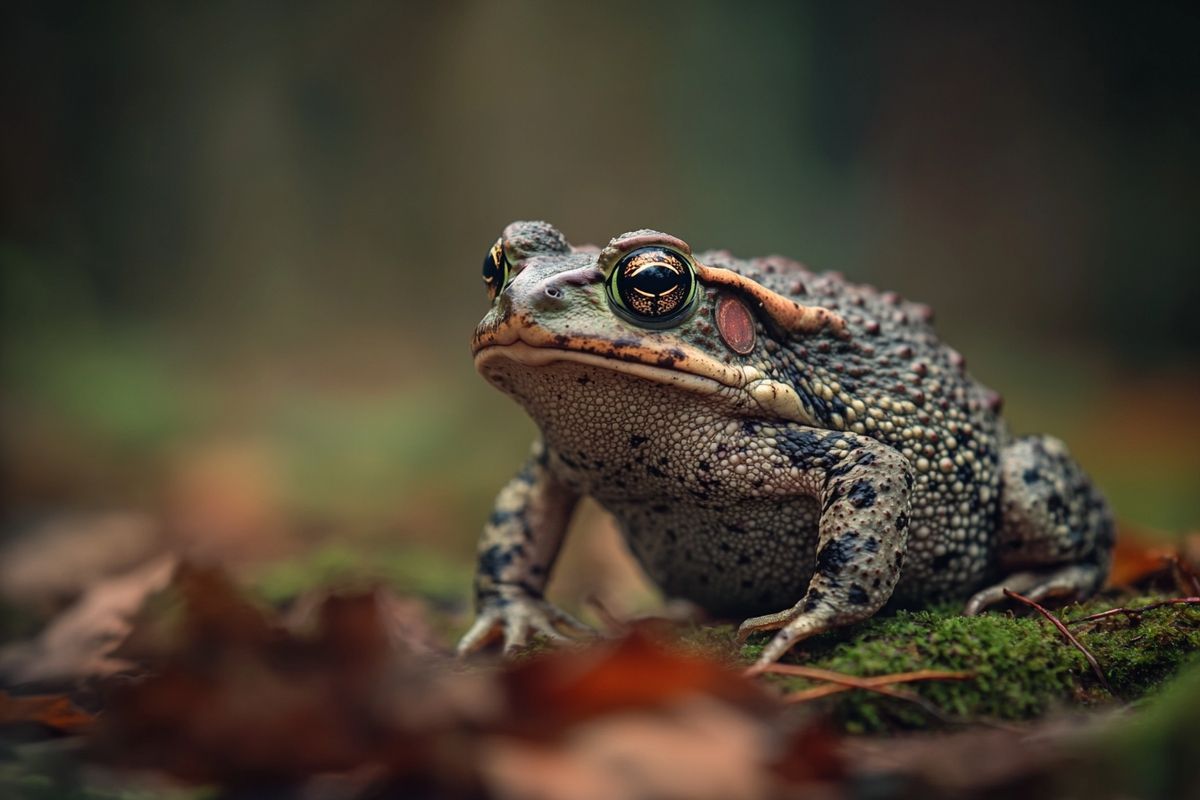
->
[481,239,510,302]
[606,246,697,327]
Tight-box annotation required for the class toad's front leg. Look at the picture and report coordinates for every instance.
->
[457,440,592,655]
[738,428,914,667]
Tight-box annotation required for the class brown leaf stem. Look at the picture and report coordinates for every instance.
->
[1003,588,1117,697]
[1066,597,1200,626]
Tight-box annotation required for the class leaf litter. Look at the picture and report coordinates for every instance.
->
[0,526,1196,798]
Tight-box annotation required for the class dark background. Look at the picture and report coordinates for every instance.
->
[2,1,1197,609]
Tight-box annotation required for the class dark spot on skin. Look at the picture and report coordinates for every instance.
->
[613,337,640,349]
[629,435,648,448]
[863,537,880,553]
[932,553,953,571]
[648,465,665,478]
[737,555,751,566]
[487,509,516,528]
[651,504,670,514]
[478,545,516,579]
[741,579,753,589]
[576,376,590,385]
[530,565,546,577]
[848,480,877,508]
[815,532,859,578]
[1046,493,1067,524]
[822,481,846,513]
[804,589,824,610]
[848,584,870,605]
[780,430,845,470]
[698,460,711,472]
[895,512,909,532]
[726,523,747,535]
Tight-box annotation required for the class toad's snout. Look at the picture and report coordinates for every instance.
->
[507,265,603,312]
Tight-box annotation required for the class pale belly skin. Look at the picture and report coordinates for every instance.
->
[458,221,1115,666]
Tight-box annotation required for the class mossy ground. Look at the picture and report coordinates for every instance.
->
[723,594,1200,732]
[241,549,1200,733]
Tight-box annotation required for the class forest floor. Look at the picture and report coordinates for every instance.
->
[0,518,1197,800]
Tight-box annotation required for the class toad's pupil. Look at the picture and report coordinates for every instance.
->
[614,249,692,319]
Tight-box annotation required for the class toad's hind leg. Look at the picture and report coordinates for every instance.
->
[965,435,1114,615]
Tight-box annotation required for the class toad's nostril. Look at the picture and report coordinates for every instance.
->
[544,286,564,300]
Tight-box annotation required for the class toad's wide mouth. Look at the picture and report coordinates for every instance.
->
[475,341,743,398]
[472,322,823,426]
[472,320,760,391]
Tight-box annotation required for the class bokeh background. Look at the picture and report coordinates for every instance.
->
[2,1,1198,622]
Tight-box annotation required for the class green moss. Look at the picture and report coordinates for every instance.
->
[1065,600,1200,699]
[737,596,1200,733]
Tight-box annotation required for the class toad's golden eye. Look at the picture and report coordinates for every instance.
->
[481,239,510,303]
[606,246,697,327]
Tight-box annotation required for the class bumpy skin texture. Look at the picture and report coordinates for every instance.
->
[458,221,1115,665]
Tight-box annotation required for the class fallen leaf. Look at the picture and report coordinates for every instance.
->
[498,628,769,736]
[1106,523,1192,589]
[0,512,162,610]
[0,555,177,685]
[0,690,95,734]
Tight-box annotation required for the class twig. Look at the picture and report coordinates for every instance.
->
[1066,597,1200,626]
[756,663,974,722]
[1004,589,1117,697]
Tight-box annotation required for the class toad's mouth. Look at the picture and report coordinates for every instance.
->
[472,321,757,390]
[472,324,821,426]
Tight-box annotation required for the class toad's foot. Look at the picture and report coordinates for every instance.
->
[456,590,595,656]
[736,606,801,643]
[738,605,845,669]
[963,563,1108,616]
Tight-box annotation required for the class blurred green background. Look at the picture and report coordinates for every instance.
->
[1,2,1197,611]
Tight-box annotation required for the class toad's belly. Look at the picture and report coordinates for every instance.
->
[599,495,823,618]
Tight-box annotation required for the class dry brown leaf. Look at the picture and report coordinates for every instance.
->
[0,512,162,609]
[78,565,843,798]
[0,554,177,685]
[0,690,95,734]
[91,564,431,784]
[498,629,769,736]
